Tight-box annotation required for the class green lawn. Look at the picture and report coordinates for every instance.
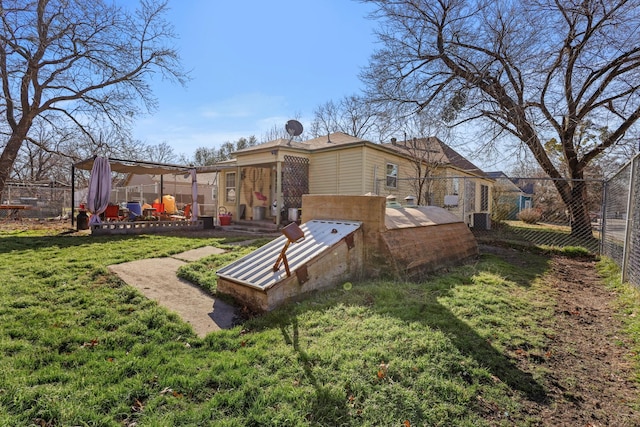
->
[0,228,637,426]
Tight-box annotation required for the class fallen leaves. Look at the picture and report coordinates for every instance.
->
[82,338,99,348]
[377,361,389,379]
[160,387,183,398]
[131,399,144,413]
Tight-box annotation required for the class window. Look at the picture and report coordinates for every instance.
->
[386,163,398,188]
[480,184,489,211]
[452,178,459,195]
[225,172,236,203]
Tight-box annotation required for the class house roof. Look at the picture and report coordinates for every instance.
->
[486,171,534,194]
[383,137,488,177]
[196,159,238,173]
[233,132,368,154]
[486,171,508,180]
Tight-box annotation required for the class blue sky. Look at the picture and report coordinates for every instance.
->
[133,1,378,159]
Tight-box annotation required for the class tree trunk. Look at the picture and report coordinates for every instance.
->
[568,180,593,238]
[0,127,29,202]
[553,178,593,239]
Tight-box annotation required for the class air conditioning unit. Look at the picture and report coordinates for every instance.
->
[444,195,459,207]
[469,212,491,230]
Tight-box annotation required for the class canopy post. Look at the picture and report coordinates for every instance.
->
[71,164,75,227]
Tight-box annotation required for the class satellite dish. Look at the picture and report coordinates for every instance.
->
[285,120,303,137]
[285,120,303,145]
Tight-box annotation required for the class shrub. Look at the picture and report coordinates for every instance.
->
[492,202,513,223]
[517,208,542,224]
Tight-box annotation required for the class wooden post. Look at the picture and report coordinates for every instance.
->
[272,222,305,277]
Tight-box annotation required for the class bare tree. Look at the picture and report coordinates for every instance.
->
[392,136,448,205]
[190,136,259,166]
[12,121,138,185]
[11,122,72,182]
[386,110,452,205]
[361,0,640,237]
[309,94,394,142]
[144,141,177,164]
[191,147,218,166]
[0,0,186,198]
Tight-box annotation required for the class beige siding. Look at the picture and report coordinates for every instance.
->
[309,152,338,194]
[236,148,310,167]
[309,147,367,195]
[229,139,495,218]
[336,149,364,194]
[362,146,382,194]
[362,147,417,197]
[236,152,276,166]
[395,157,419,199]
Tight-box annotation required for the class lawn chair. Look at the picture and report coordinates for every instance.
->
[170,204,191,221]
[104,204,121,221]
[152,202,166,219]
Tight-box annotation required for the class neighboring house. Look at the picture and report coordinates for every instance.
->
[213,132,493,226]
[486,171,533,220]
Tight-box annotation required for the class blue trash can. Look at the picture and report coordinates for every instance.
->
[127,201,141,220]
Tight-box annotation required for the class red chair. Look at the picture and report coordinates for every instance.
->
[152,202,165,213]
[104,204,121,221]
[152,202,165,219]
[170,204,191,220]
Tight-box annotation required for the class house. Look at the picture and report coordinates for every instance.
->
[381,137,493,226]
[486,171,534,220]
[214,132,494,226]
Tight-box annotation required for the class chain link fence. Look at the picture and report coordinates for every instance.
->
[377,166,640,288]
[1,180,219,221]
[107,182,219,216]
[602,154,640,287]
[1,182,72,219]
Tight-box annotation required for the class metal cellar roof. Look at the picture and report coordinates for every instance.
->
[217,219,362,290]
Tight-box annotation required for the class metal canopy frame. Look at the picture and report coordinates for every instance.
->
[71,156,194,226]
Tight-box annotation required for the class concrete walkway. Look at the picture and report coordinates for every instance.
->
[108,246,237,338]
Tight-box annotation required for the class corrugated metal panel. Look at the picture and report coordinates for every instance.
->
[217,220,362,290]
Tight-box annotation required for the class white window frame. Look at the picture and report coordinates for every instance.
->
[452,178,460,195]
[225,172,236,203]
[480,184,489,211]
[386,163,398,188]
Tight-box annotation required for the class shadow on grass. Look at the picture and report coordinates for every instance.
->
[476,222,601,253]
[0,233,137,255]
[0,231,250,256]
[383,252,549,403]
[279,317,350,423]
[269,250,550,409]
[416,295,547,403]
